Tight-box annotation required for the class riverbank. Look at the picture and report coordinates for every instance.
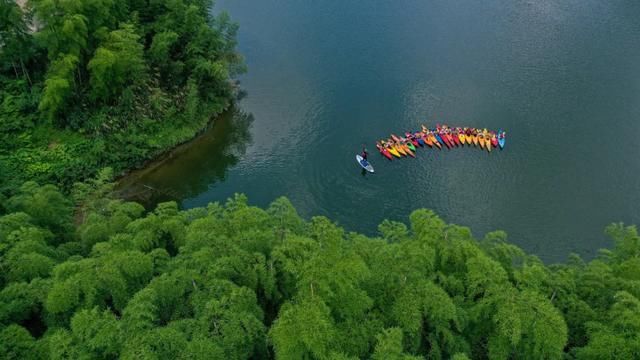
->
[0,0,245,195]
[114,105,254,206]
[0,97,232,194]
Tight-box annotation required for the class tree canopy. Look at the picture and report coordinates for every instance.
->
[0,0,245,193]
[1,177,639,359]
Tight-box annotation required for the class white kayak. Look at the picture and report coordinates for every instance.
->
[356,154,374,173]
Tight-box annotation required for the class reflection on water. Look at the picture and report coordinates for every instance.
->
[116,107,253,207]
[115,0,640,262]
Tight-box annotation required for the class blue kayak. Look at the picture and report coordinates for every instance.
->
[434,133,444,146]
[498,129,506,149]
[356,155,374,173]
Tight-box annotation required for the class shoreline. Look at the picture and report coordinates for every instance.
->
[113,81,241,185]
[113,106,233,198]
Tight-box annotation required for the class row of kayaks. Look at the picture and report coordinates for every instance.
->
[376,125,506,160]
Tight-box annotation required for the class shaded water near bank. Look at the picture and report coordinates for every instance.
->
[119,0,640,262]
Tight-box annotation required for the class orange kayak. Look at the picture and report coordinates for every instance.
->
[404,146,416,157]
[429,134,442,149]
[477,134,485,149]
[422,132,434,147]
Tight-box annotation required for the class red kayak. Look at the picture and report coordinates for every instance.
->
[436,124,453,148]
[451,131,461,146]
[491,134,498,148]
[440,131,452,148]
[376,143,393,160]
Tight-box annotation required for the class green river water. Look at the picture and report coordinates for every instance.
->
[119,0,640,262]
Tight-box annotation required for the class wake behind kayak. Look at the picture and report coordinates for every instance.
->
[356,155,374,173]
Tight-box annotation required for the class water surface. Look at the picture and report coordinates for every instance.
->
[121,0,640,262]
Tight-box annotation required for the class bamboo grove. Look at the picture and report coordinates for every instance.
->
[0,0,244,192]
[0,172,638,359]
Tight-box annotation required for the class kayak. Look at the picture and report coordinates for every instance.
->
[483,130,490,150]
[472,131,479,146]
[430,134,442,149]
[434,132,446,147]
[409,132,424,147]
[381,140,401,158]
[491,134,498,148]
[376,143,393,160]
[464,130,473,144]
[421,133,433,147]
[387,146,401,158]
[416,135,426,147]
[404,147,416,157]
[477,134,485,149]
[452,132,461,146]
[406,132,420,147]
[428,134,441,149]
[459,132,466,145]
[446,133,456,147]
[439,133,451,148]
[498,130,506,149]
[391,134,403,143]
[465,133,473,144]
[405,141,416,152]
[356,154,374,173]
[394,143,407,156]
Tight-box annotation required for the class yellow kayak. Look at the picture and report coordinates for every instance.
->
[464,132,473,145]
[458,132,466,145]
[472,132,478,146]
[387,145,401,158]
[394,144,407,156]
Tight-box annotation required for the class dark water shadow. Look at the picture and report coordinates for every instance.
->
[116,106,254,207]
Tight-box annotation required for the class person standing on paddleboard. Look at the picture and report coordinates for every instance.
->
[361,145,368,160]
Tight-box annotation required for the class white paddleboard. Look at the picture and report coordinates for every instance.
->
[356,155,374,173]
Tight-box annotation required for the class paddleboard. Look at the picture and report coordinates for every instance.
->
[356,155,374,173]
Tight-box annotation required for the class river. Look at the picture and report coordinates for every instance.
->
[118,0,640,262]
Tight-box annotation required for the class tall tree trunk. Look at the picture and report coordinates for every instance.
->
[19,58,32,86]
[12,61,20,80]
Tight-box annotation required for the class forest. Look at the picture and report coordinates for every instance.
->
[0,0,244,193]
[0,172,639,359]
[3,0,640,359]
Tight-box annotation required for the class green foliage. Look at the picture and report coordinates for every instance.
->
[372,328,423,360]
[87,24,146,103]
[1,0,245,193]
[0,182,639,359]
[38,54,78,121]
[4,182,72,240]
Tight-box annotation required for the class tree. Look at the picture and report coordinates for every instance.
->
[4,182,72,241]
[269,297,336,359]
[38,54,78,121]
[372,328,423,360]
[2,186,640,359]
[87,24,146,104]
